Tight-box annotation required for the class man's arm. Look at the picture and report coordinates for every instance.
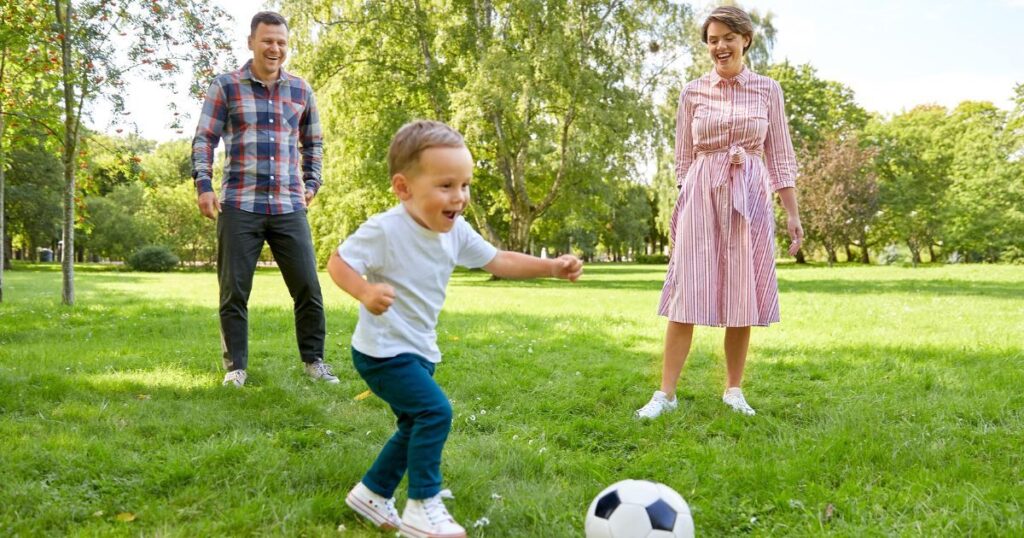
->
[484,251,583,281]
[299,88,323,204]
[192,78,226,219]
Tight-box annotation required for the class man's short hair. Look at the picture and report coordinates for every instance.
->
[251,11,288,35]
[388,120,466,177]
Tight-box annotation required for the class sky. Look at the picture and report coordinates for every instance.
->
[91,0,1024,142]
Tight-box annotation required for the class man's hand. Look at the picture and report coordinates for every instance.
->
[305,188,316,207]
[551,254,583,282]
[197,191,221,220]
[359,283,396,315]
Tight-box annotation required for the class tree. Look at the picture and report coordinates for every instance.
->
[1,0,59,298]
[763,61,868,262]
[287,0,691,257]
[47,0,234,304]
[865,106,952,266]
[797,134,878,265]
[938,101,1023,262]
[83,183,153,260]
[5,142,63,261]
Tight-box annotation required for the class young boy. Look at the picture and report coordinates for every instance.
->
[328,120,582,538]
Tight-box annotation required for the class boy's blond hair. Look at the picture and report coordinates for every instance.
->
[388,120,466,177]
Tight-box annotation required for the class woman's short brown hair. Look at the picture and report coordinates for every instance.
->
[701,6,754,55]
[388,120,466,176]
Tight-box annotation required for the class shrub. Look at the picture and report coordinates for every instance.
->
[128,245,180,272]
[1000,246,1024,265]
[635,254,670,264]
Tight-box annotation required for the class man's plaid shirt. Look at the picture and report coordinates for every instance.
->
[191,60,323,215]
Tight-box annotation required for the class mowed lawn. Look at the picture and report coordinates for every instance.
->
[1,263,1022,537]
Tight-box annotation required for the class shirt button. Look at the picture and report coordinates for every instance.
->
[270,119,274,124]
[270,156,275,161]
[268,100,272,105]
[270,137,275,141]
[270,175,275,180]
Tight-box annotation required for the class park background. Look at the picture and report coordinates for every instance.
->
[1,0,1022,536]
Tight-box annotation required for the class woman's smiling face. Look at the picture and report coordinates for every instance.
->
[705,21,749,77]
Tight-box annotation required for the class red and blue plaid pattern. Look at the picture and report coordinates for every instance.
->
[191,60,323,215]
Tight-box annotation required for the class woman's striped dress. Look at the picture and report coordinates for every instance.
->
[658,67,798,327]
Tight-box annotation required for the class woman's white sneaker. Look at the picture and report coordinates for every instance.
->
[399,494,466,538]
[722,387,756,415]
[345,482,401,530]
[635,390,678,419]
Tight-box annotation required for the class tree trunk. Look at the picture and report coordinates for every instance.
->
[58,0,76,305]
[844,243,854,263]
[0,91,5,302]
[908,242,921,268]
[794,249,806,264]
[825,245,837,267]
[859,231,870,264]
[928,244,937,263]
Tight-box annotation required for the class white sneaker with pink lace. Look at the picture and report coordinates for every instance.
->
[346,482,401,530]
[399,493,467,538]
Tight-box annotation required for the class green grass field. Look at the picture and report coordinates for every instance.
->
[1,263,1022,537]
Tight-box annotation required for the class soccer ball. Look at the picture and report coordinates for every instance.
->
[585,479,694,538]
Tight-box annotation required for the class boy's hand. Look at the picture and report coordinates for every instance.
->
[359,283,396,315]
[551,255,583,282]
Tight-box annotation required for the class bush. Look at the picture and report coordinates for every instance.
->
[635,254,670,264]
[128,245,180,272]
[1000,246,1024,265]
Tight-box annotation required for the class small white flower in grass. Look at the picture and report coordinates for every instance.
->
[325,430,334,436]
[473,517,490,528]
[336,523,346,532]
[788,499,804,509]
[750,516,757,524]
[469,415,476,422]
[527,346,533,354]
[491,492,502,500]
[538,447,547,454]
[512,435,519,441]
[575,371,581,376]
[528,439,534,445]
[480,409,487,415]
[366,431,372,436]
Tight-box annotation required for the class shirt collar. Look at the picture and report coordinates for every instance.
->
[240,59,290,86]
[710,66,751,87]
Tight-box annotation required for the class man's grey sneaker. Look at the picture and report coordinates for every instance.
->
[346,482,401,530]
[635,390,678,419]
[305,359,340,384]
[722,387,756,415]
[223,369,247,388]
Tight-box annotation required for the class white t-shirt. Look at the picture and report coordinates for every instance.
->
[338,204,498,363]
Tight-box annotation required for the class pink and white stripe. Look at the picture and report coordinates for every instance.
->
[658,68,797,327]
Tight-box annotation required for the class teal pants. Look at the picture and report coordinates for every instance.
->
[352,347,452,499]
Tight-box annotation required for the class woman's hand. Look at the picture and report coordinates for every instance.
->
[787,214,804,256]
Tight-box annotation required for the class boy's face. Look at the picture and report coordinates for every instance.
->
[393,146,474,233]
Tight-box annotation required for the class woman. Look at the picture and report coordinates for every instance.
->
[636,6,802,419]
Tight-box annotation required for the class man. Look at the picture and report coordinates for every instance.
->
[191,11,336,387]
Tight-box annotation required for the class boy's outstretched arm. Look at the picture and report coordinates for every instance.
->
[327,250,396,315]
[484,251,583,282]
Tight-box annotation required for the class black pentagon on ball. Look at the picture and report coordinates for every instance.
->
[646,499,677,531]
[594,490,621,519]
